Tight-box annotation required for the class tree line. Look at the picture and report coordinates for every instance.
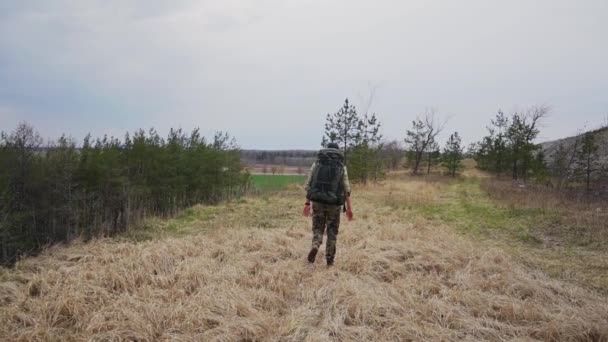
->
[472,108,607,193]
[240,150,317,167]
[323,99,606,190]
[401,110,465,177]
[473,107,548,181]
[3,105,603,263]
[322,99,465,182]
[0,123,247,265]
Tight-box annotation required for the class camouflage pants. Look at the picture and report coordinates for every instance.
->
[311,202,341,261]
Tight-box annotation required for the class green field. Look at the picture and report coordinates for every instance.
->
[250,174,306,191]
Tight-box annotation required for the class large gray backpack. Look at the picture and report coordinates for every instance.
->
[306,148,345,205]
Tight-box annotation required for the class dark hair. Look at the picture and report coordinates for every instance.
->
[327,142,340,149]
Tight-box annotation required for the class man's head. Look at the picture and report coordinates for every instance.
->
[326,142,340,150]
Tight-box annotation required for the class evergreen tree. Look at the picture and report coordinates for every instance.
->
[578,132,599,192]
[506,107,547,180]
[425,139,440,174]
[0,123,248,265]
[322,98,359,163]
[442,132,464,177]
[475,106,548,180]
[349,113,383,184]
[475,110,510,173]
[321,99,385,184]
[530,149,550,184]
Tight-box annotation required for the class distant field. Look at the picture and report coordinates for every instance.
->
[245,164,307,176]
[250,174,306,191]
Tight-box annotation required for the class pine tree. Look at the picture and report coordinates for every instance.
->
[350,113,383,184]
[578,132,599,192]
[475,106,548,180]
[322,99,359,163]
[506,107,548,180]
[321,99,385,184]
[475,110,510,174]
[442,132,463,177]
[0,122,249,265]
[425,139,440,174]
[0,122,43,263]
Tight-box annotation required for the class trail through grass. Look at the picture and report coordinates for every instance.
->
[414,177,547,241]
[1,175,607,341]
[388,175,608,293]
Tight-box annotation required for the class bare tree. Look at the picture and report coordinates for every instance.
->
[404,109,446,175]
[379,140,403,170]
[551,139,580,189]
[356,82,378,121]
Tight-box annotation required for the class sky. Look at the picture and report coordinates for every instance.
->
[1,0,607,149]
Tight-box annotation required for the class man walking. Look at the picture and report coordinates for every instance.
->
[304,142,352,266]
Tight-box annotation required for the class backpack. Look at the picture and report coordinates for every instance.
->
[306,148,346,205]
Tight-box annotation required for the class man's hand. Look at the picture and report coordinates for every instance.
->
[303,202,312,217]
[346,209,353,221]
[345,197,354,221]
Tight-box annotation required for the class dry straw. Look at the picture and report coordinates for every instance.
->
[1,180,607,341]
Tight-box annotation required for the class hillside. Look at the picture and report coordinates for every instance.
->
[1,175,607,341]
[541,127,608,165]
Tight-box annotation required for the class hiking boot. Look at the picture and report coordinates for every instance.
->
[326,257,334,267]
[307,248,318,263]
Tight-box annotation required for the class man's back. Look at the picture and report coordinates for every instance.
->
[305,148,351,205]
[304,143,352,266]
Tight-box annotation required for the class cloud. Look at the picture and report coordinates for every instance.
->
[0,105,20,128]
[1,0,607,148]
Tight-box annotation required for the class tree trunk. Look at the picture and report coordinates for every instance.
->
[413,151,423,175]
[586,156,591,192]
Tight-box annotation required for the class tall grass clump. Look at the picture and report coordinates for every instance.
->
[480,178,608,246]
[1,182,607,340]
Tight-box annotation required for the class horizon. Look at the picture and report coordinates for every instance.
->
[3,116,605,151]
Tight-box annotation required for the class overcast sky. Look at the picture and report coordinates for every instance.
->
[1,0,607,149]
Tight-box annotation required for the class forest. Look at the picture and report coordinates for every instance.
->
[0,123,247,265]
[473,108,608,192]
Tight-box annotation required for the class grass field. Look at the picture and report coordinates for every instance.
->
[1,171,607,341]
[250,174,306,191]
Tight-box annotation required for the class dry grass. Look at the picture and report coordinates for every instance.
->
[1,179,608,341]
[480,179,608,246]
[477,178,608,294]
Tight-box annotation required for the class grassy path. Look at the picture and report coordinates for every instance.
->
[399,175,608,293]
[1,177,607,341]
